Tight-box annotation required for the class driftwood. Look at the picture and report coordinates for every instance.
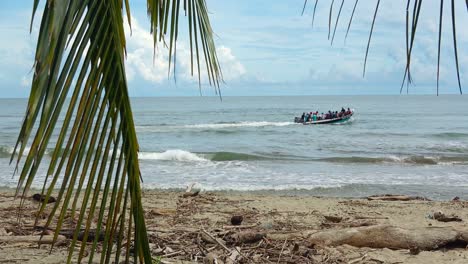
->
[321,220,377,229]
[323,215,343,223]
[226,231,266,245]
[433,211,462,222]
[223,223,257,230]
[367,194,430,201]
[267,230,318,241]
[308,225,468,250]
[0,235,66,244]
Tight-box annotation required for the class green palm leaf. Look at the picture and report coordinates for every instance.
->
[13,0,220,263]
[302,0,464,93]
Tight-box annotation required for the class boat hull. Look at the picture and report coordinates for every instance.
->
[295,113,353,125]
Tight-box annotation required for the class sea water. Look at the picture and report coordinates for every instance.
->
[1,95,467,200]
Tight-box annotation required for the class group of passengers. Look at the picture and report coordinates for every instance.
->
[300,107,352,122]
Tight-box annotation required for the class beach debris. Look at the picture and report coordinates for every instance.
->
[226,231,266,245]
[308,225,468,250]
[226,247,241,264]
[323,215,343,223]
[59,229,105,242]
[223,223,257,229]
[182,183,200,198]
[147,208,176,217]
[200,231,218,244]
[409,246,421,255]
[259,220,274,230]
[182,189,200,198]
[452,196,461,202]
[0,228,11,236]
[432,211,462,222]
[204,252,223,264]
[367,194,430,201]
[31,193,56,203]
[41,229,54,236]
[230,215,243,225]
[201,229,230,252]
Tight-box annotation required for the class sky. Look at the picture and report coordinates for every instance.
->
[0,0,467,97]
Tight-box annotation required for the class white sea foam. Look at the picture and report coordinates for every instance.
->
[138,149,208,162]
[0,146,31,155]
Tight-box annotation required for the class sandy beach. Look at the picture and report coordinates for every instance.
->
[0,189,466,263]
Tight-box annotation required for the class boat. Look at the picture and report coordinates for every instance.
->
[294,111,354,125]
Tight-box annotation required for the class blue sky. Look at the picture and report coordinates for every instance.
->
[0,0,467,97]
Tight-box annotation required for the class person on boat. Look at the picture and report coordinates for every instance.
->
[312,112,317,121]
[305,112,310,122]
[300,112,305,122]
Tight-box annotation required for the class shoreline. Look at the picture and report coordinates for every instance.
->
[2,183,467,201]
[0,189,467,263]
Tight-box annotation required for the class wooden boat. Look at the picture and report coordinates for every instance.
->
[294,112,354,125]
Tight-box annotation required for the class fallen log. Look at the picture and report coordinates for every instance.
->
[0,235,66,244]
[308,225,468,250]
[367,194,430,201]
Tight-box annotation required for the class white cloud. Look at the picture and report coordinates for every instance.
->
[123,17,246,85]
[21,75,31,87]
[124,18,169,84]
[217,46,246,81]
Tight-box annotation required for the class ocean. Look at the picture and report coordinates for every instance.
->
[1,95,467,200]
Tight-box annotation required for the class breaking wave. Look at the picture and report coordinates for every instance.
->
[138,149,208,162]
[135,149,468,165]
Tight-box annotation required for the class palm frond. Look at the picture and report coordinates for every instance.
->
[13,1,152,263]
[303,0,464,94]
[312,0,319,27]
[330,0,344,46]
[302,0,308,16]
[147,0,223,93]
[451,0,462,94]
[15,1,221,263]
[437,0,444,96]
[328,0,335,40]
[344,0,358,44]
[363,0,380,77]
